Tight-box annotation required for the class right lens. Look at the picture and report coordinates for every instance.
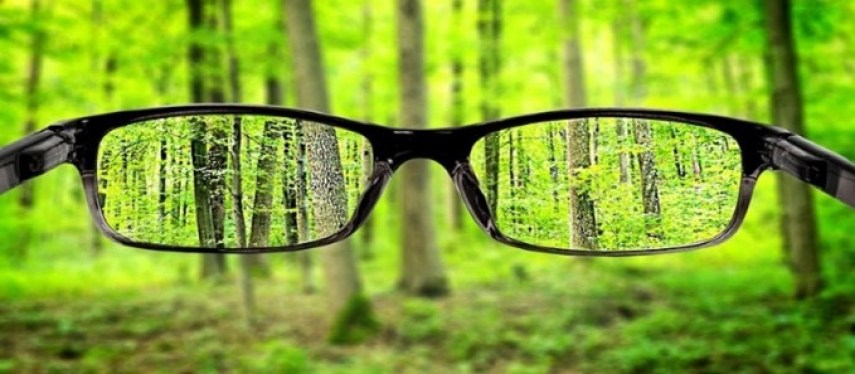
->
[97,114,372,250]
[470,117,743,252]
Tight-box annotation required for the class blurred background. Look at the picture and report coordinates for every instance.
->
[1,0,855,372]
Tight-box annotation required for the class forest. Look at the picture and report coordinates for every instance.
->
[1,0,855,372]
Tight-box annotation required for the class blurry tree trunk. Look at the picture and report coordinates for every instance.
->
[205,0,228,252]
[736,55,760,120]
[449,0,465,231]
[560,0,597,249]
[478,0,501,213]
[188,0,226,280]
[223,0,253,325]
[17,0,45,258]
[613,7,631,184]
[397,0,450,297]
[284,0,378,343]
[359,3,376,253]
[721,54,740,116]
[763,0,822,299]
[627,2,661,235]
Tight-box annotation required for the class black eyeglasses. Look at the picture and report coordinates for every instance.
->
[2,105,853,256]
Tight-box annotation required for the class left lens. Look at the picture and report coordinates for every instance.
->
[97,114,372,250]
[469,117,742,252]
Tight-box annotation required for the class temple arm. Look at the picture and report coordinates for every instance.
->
[768,134,855,209]
[0,127,74,195]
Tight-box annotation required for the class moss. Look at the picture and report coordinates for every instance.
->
[327,294,381,345]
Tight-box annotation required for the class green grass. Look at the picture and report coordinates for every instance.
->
[1,171,854,372]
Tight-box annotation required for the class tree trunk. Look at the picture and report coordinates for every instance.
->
[248,121,279,249]
[478,0,501,214]
[284,0,377,343]
[188,0,226,280]
[449,0,466,232]
[627,1,662,236]
[612,14,631,185]
[763,0,822,299]
[560,0,597,249]
[16,0,46,258]
[397,0,450,297]
[359,3,376,254]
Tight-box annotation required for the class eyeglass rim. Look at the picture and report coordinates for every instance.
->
[56,104,785,256]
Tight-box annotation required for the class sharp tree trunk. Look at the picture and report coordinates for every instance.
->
[284,0,377,344]
[247,121,279,251]
[478,0,501,214]
[762,0,822,299]
[560,0,597,249]
[397,0,450,297]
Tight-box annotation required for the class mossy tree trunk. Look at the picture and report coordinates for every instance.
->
[284,0,378,343]
[396,0,450,297]
[763,0,822,299]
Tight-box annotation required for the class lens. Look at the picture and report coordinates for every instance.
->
[97,114,372,249]
[470,117,742,251]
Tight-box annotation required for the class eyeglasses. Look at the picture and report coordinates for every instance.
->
[2,105,852,256]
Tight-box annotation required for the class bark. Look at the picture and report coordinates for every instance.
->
[763,0,822,299]
[284,0,377,342]
[396,0,450,297]
[547,126,560,212]
[248,121,280,250]
[190,120,217,250]
[669,127,686,178]
[478,0,501,213]
[158,139,168,241]
[560,0,597,249]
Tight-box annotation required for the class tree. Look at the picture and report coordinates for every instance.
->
[397,0,450,296]
[448,0,466,231]
[218,0,257,324]
[763,0,822,299]
[16,0,45,258]
[478,0,501,213]
[358,2,377,252]
[612,14,631,184]
[627,1,662,236]
[203,0,229,277]
[560,0,597,249]
[187,0,226,280]
[284,0,378,344]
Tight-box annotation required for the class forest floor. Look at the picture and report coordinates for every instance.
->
[2,255,853,373]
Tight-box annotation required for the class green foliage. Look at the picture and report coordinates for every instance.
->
[1,0,854,372]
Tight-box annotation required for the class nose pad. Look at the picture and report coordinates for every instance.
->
[349,161,394,229]
[451,161,498,235]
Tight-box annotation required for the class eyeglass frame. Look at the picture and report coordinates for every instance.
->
[2,104,853,256]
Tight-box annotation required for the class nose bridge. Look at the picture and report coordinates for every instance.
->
[381,128,470,170]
